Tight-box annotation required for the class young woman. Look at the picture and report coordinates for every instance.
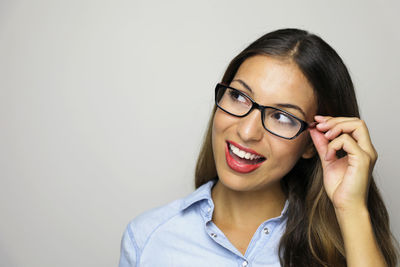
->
[119,28,399,267]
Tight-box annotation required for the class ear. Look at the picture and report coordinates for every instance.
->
[301,139,316,159]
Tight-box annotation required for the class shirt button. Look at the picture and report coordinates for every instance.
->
[210,233,217,238]
[242,260,248,267]
[263,227,269,234]
[207,207,212,213]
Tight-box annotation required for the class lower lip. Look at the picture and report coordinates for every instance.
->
[225,142,265,173]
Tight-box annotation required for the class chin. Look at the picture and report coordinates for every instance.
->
[218,173,250,192]
[216,169,281,193]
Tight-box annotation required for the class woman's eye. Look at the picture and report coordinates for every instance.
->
[272,112,295,124]
[229,90,247,103]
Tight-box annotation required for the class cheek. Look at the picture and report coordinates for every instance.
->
[270,136,309,167]
[212,110,234,140]
[211,110,237,160]
[211,112,223,155]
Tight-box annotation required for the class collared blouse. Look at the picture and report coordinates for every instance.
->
[119,179,288,267]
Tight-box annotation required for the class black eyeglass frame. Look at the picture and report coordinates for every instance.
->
[215,83,314,140]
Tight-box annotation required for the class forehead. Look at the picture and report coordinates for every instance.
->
[231,55,317,119]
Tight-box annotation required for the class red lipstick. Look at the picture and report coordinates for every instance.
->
[225,140,266,173]
[227,140,264,156]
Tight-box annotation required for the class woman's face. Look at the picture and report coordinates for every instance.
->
[212,55,317,193]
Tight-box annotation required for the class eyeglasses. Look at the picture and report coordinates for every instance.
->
[215,83,313,140]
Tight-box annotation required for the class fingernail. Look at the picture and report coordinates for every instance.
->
[315,115,325,120]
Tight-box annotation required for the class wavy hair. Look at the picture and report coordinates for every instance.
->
[194,28,398,266]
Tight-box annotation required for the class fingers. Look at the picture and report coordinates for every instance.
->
[310,127,373,175]
[315,116,365,141]
[313,116,377,164]
[309,127,329,164]
[325,133,365,162]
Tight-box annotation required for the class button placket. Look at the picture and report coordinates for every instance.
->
[203,204,213,222]
[206,222,245,259]
[263,227,269,235]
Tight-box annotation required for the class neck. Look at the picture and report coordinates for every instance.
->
[211,179,286,229]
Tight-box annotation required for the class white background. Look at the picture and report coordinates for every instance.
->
[1,0,399,266]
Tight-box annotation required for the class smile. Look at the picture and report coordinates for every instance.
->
[225,140,266,173]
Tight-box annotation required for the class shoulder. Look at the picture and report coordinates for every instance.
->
[119,198,185,267]
[120,179,216,257]
[125,197,184,248]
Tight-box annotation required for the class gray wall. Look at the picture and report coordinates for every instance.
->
[1,0,399,266]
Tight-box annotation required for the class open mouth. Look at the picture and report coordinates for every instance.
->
[224,141,266,174]
[227,141,266,165]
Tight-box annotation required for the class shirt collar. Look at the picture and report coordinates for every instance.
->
[180,178,217,211]
[280,198,289,218]
[181,178,289,219]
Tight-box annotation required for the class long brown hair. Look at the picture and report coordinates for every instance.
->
[195,28,398,266]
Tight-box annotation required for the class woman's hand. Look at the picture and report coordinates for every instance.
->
[309,115,378,212]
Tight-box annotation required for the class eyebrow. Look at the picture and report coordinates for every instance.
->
[232,78,253,93]
[231,78,307,118]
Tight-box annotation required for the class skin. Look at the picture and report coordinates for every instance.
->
[211,55,386,266]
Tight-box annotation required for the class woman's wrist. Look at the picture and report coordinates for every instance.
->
[334,202,369,222]
[334,202,371,233]
[334,204,387,267]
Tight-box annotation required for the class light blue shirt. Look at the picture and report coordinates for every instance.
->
[119,179,288,267]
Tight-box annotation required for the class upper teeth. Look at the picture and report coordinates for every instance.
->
[229,143,261,160]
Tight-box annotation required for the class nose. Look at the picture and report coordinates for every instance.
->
[236,108,264,142]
